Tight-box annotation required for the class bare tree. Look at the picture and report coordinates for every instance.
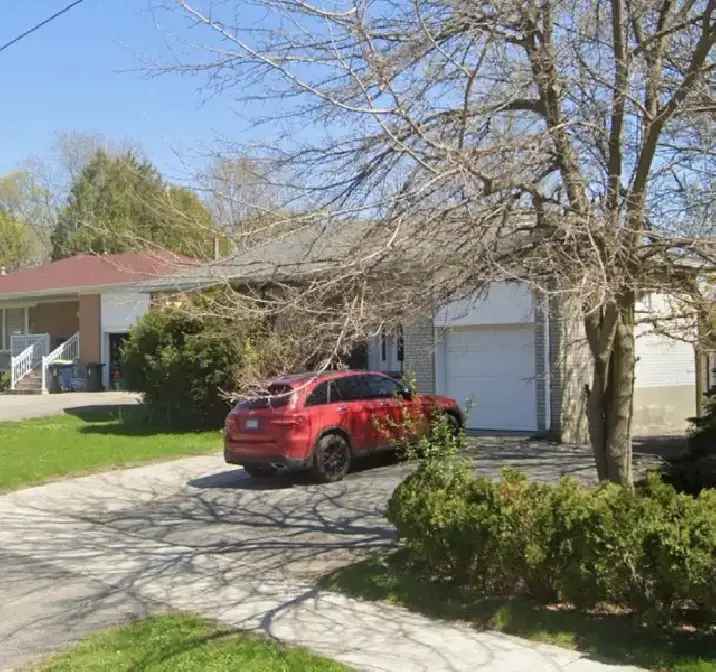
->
[0,170,55,259]
[154,0,716,485]
[197,156,285,243]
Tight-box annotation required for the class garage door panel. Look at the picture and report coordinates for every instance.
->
[444,326,537,431]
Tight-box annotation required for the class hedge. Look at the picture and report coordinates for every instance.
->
[388,440,716,623]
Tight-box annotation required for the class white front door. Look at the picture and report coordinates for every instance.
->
[442,325,537,431]
[368,329,403,374]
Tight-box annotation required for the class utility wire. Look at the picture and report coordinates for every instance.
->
[0,0,86,55]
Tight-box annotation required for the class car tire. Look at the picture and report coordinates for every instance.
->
[243,464,277,479]
[311,433,352,483]
[445,412,461,434]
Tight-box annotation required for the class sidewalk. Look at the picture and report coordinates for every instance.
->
[0,391,141,422]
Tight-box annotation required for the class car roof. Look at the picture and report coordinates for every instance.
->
[269,369,392,387]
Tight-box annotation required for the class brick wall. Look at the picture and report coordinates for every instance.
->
[403,314,436,393]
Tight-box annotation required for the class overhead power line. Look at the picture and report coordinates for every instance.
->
[0,0,86,55]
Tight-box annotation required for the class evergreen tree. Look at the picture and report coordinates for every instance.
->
[51,151,217,259]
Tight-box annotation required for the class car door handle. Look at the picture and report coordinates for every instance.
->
[336,406,348,414]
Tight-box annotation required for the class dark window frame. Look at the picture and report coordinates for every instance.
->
[305,380,329,407]
[364,374,401,399]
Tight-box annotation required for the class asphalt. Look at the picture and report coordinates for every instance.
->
[0,441,646,672]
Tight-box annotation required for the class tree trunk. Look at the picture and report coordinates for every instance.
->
[585,294,636,486]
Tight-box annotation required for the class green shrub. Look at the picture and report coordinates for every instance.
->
[0,371,10,393]
[387,419,477,581]
[689,388,716,458]
[122,305,246,428]
[388,446,716,623]
[663,389,716,494]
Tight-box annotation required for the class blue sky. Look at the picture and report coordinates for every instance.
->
[0,1,250,182]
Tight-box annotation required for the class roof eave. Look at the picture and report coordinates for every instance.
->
[0,281,147,302]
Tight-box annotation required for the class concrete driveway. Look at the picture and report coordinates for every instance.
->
[0,392,141,422]
[0,439,648,672]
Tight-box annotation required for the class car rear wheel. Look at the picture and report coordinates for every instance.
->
[243,464,277,479]
[311,433,351,483]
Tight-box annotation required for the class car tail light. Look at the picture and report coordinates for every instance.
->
[271,414,306,428]
[225,414,240,435]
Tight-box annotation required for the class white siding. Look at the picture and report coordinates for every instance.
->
[634,294,696,389]
[100,291,150,388]
[434,282,534,327]
[632,293,696,435]
[634,332,695,388]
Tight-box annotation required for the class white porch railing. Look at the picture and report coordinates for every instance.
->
[11,333,50,358]
[10,344,36,390]
[41,332,80,393]
[9,333,50,390]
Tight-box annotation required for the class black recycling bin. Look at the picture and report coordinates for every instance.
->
[86,363,106,392]
[47,362,73,393]
[47,363,62,394]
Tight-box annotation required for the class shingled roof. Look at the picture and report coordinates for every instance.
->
[0,252,194,299]
[139,220,378,292]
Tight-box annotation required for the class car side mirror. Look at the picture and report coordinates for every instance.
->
[400,385,413,400]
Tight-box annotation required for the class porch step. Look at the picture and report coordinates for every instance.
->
[12,373,43,394]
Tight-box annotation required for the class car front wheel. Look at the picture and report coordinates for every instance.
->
[311,433,351,482]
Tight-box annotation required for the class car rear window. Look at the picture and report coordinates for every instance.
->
[238,384,294,409]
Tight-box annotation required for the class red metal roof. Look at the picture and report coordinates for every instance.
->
[0,252,192,298]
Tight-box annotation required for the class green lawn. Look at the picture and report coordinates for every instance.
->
[34,613,351,671]
[0,407,221,492]
[321,551,716,672]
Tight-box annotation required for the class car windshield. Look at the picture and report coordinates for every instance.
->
[238,384,295,409]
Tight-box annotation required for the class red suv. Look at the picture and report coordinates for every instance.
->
[224,370,463,482]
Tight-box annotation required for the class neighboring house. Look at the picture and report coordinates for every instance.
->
[0,252,188,393]
[143,225,706,441]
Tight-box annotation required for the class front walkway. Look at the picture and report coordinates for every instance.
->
[0,392,141,423]
[0,450,642,671]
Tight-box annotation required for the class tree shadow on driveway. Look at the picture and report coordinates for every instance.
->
[188,452,407,492]
[0,436,677,672]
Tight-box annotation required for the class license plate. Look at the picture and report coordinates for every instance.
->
[245,418,259,430]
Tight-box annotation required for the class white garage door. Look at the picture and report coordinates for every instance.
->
[443,325,537,431]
